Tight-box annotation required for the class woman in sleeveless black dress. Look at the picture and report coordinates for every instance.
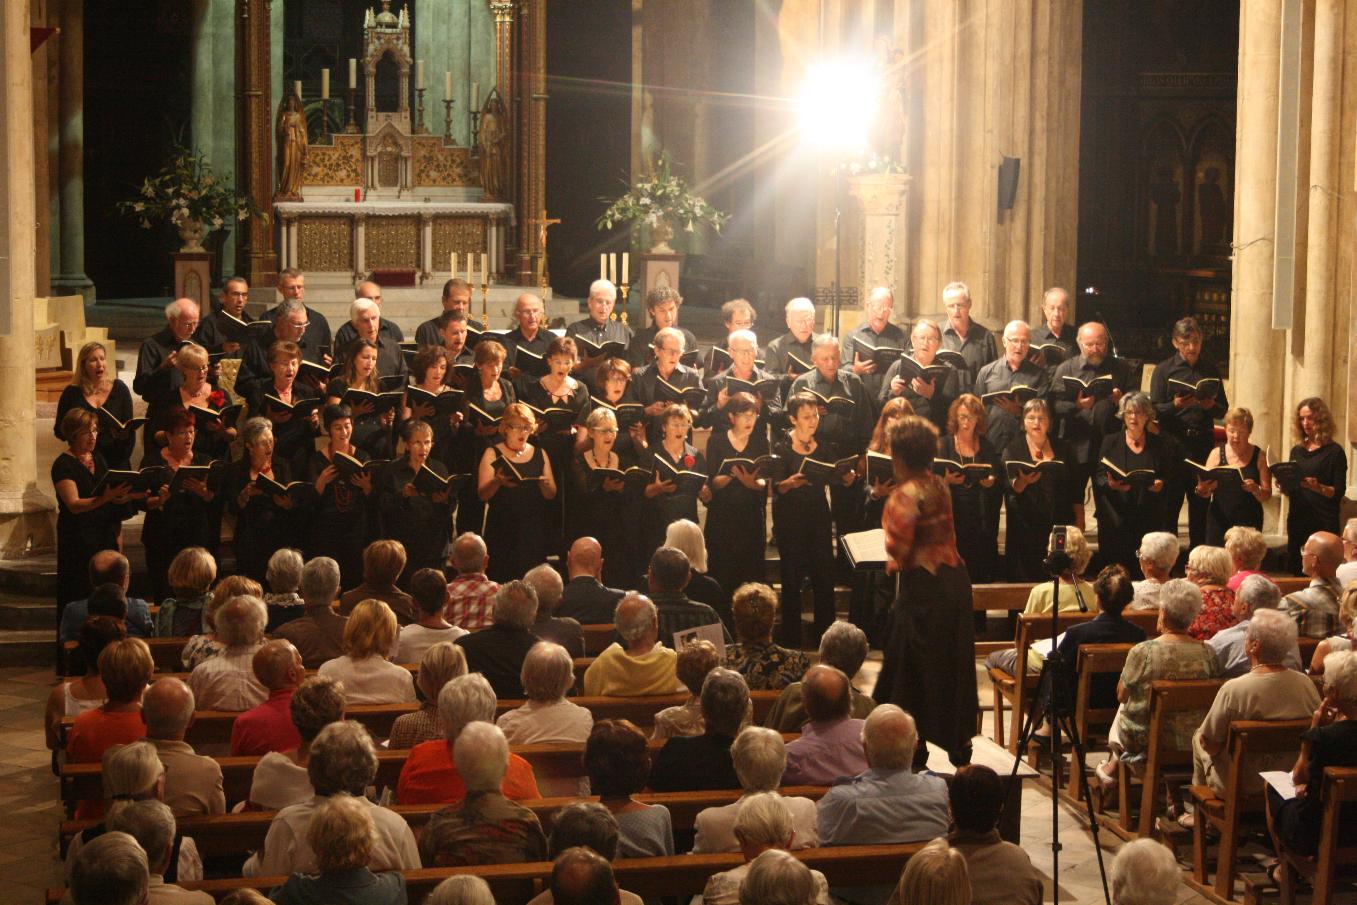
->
[704,393,770,598]
[569,406,642,589]
[478,403,557,583]
[1199,407,1271,545]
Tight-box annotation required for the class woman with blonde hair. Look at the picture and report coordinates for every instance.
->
[665,518,729,626]
[521,335,591,549]
[375,419,455,582]
[67,640,156,816]
[56,341,136,469]
[1224,525,1268,591]
[1195,407,1271,546]
[180,572,260,670]
[148,342,238,460]
[1281,396,1347,574]
[889,837,971,905]
[269,794,406,905]
[1183,545,1238,640]
[478,402,557,582]
[318,599,416,704]
[570,404,641,587]
[153,546,218,639]
[387,641,467,749]
[1095,391,1169,577]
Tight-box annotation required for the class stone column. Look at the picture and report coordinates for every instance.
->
[192,0,239,272]
[235,0,278,288]
[848,174,911,320]
[51,0,93,301]
[1228,0,1285,460]
[0,0,56,555]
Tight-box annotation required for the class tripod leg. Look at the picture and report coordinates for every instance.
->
[1056,712,1113,904]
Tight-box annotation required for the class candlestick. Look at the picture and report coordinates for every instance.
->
[442,99,455,143]
[349,58,357,88]
[470,109,482,151]
[444,70,453,100]
[321,68,330,100]
[345,86,358,133]
[416,60,425,90]
[481,253,488,285]
[320,98,332,143]
[415,87,426,133]
[619,282,630,325]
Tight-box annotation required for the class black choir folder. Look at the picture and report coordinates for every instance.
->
[842,528,888,570]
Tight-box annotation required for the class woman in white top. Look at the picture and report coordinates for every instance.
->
[318,599,416,704]
[247,675,346,811]
[691,727,818,853]
[46,615,120,753]
[498,641,594,744]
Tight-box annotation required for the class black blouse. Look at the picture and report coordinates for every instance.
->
[54,381,136,470]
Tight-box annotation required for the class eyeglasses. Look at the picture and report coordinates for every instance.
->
[593,427,618,435]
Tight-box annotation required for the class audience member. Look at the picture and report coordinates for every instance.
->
[396,673,541,805]
[765,621,876,732]
[231,639,306,756]
[583,720,674,856]
[693,727,818,853]
[1337,517,1357,587]
[59,551,154,643]
[889,837,971,905]
[947,765,1042,905]
[526,563,584,657]
[1307,583,1357,673]
[1208,574,1303,677]
[724,582,810,690]
[551,847,622,905]
[426,875,495,905]
[246,675,345,811]
[665,518,732,629]
[67,638,154,769]
[142,677,225,817]
[396,568,467,664]
[654,639,738,740]
[456,580,541,697]
[1132,531,1179,610]
[1046,566,1147,726]
[263,548,306,631]
[650,668,748,791]
[582,593,681,697]
[268,794,407,905]
[420,721,548,866]
[526,803,643,905]
[46,615,123,752]
[339,539,415,624]
[181,575,261,671]
[647,546,731,645]
[783,665,869,785]
[738,849,820,905]
[446,533,499,630]
[497,641,594,744]
[152,547,217,640]
[388,641,467,750]
[1281,531,1345,638]
[318,599,416,704]
[1109,839,1180,905]
[187,595,269,711]
[275,557,349,669]
[557,537,625,625]
[1225,525,1269,591]
[1184,545,1238,639]
[105,800,213,905]
[701,795,830,905]
[69,831,149,905]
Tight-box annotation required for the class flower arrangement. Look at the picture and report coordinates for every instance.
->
[834,152,906,177]
[118,145,265,237]
[596,155,730,237]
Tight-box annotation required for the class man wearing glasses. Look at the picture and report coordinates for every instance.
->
[762,297,819,401]
[194,277,253,358]
[235,298,330,398]
[261,268,333,361]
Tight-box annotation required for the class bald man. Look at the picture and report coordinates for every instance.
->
[231,640,306,756]
[1281,532,1346,639]
[782,665,869,785]
[59,551,154,644]
[1050,321,1137,501]
[143,678,226,816]
[550,847,621,905]
[972,320,1049,452]
[557,538,626,625]
[581,593,680,697]
[502,292,551,381]
[334,280,404,352]
[843,286,908,404]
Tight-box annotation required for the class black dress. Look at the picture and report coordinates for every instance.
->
[304,447,376,588]
[1093,432,1171,577]
[641,442,706,569]
[770,438,837,647]
[1205,444,1264,545]
[326,377,393,460]
[568,449,643,590]
[139,447,216,604]
[55,382,136,470]
[223,457,299,583]
[1284,441,1346,574]
[148,385,237,463]
[52,451,125,607]
[483,445,549,583]
[459,378,516,536]
[376,457,455,583]
[704,430,770,602]
[1269,721,1357,855]
[938,433,1002,583]
[519,378,591,555]
[1002,436,1078,582]
[251,381,321,471]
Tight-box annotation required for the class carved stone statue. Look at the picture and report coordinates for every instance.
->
[478,93,509,201]
[276,93,308,200]
[869,36,908,165]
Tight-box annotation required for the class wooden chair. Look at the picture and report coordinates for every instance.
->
[987,611,1096,751]
[1186,718,1309,902]
[1274,766,1357,905]
[1059,642,1135,802]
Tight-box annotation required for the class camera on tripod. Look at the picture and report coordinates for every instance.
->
[1043,524,1074,576]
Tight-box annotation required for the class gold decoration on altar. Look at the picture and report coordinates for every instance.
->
[431,217,488,267]
[412,138,478,186]
[298,217,354,271]
[365,216,420,269]
[303,137,364,186]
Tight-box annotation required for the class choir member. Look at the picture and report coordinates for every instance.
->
[520,336,591,549]
[1002,399,1079,582]
[148,342,237,461]
[641,404,710,570]
[224,418,299,583]
[626,287,699,369]
[879,319,961,431]
[938,395,1002,585]
[304,404,376,588]
[460,340,517,535]
[761,297,817,389]
[501,292,550,383]
[1195,407,1271,546]
[789,335,870,535]
[56,342,136,470]
[770,392,842,647]
[416,278,483,347]
[700,329,780,435]
[566,280,633,385]
[843,286,908,404]
[1093,392,1169,578]
[335,298,407,380]
[939,282,999,392]
[1280,396,1347,574]
[477,403,557,583]
[194,277,253,358]
[260,269,332,363]
[590,357,647,459]
[434,310,477,383]
[1151,317,1228,547]
[404,346,463,464]
[1029,287,1078,365]
[252,340,321,470]
[140,410,217,604]
[704,393,771,599]
[326,339,396,460]
[334,280,404,349]
[376,419,456,582]
[635,327,704,446]
[874,415,977,766]
[570,407,641,589]
[1050,321,1136,510]
[236,298,329,400]
[720,298,758,348]
[972,320,1049,456]
[52,409,140,608]
[132,298,200,403]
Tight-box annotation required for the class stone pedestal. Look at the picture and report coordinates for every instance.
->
[174,252,213,308]
[639,252,682,298]
[848,173,911,320]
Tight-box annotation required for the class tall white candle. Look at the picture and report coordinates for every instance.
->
[466,259,474,286]
[621,253,629,286]
[481,253,488,285]
[294,80,303,100]
[609,254,618,285]
[451,252,458,279]
[349,58,357,89]
[472,82,481,111]
[444,71,453,100]
[416,60,425,90]
[599,255,606,281]
[321,69,330,99]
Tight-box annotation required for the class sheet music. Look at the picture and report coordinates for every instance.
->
[673,623,726,658]
[1260,771,1298,801]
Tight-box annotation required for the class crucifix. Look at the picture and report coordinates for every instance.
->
[528,209,561,289]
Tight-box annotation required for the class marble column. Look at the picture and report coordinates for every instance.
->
[235,0,278,288]
[848,174,911,320]
[51,0,93,302]
[0,0,56,555]
[192,0,239,272]
[1228,0,1285,461]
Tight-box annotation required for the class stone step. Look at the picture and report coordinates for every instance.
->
[0,597,57,631]
[0,629,56,667]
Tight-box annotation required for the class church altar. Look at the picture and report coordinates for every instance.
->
[274,200,514,284]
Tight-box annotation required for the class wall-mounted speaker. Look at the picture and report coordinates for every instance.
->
[998,156,1021,212]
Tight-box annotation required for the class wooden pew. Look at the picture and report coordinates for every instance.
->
[60,733,801,813]
[1274,766,1357,905]
[1186,718,1309,902]
[47,843,926,904]
[1060,642,1135,802]
[60,786,832,861]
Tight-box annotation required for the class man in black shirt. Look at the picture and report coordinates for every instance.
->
[194,277,252,358]
[790,336,873,535]
[335,298,408,379]
[557,538,626,624]
[1030,286,1078,369]
[972,320,1049,453]
[1150,317,1228,546]
[502,292,551,382]
[762,297,818,384]
[1051,321,1137,502]
[635,328,705,445]
[415,277,484,347]
[940,282,999,393]
[842,286,908,406]
[335,280,404,350]
[133,298,201,403]
[261,268,332,360]
[626,286,699,369]
[646,547,730,645]
[878,318,961,431]
[566,279,634,385]
[235,298,328,399]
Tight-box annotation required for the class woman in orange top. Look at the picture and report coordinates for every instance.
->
[873,416,977,769]
[66,637,154,818]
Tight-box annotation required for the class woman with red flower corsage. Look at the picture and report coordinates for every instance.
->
[641,404,710,569]
[148,342,238,461]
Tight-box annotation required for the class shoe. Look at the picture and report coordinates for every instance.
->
[1177,811,1195,829]
[1094,759,1117,790]
[948,745,973,768]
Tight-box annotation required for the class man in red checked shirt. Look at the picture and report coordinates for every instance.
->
[445,532,499,630]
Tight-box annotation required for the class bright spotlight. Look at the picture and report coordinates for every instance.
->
[797,59,879,153]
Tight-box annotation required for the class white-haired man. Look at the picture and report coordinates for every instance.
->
[763,297,818,381]
[187,595,269,711]
[699,328,781,432]
[337,297,407,378]
[143,677,225,817]
[972,319,1048,452]
[502,291,550,379]
[843,286,907,403]
[133,298,201,400]
[69,831,150,905]
[335,279,404,350]
[692,727,819,853]
[939,282,998,389]
[1050,320,1136,502]
[1030,286,1077,364]
[582,593,682,696]
[456,580,541,698]
[107,801,213,905]
[1208,574,1304,677]
[567,279,634,381]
